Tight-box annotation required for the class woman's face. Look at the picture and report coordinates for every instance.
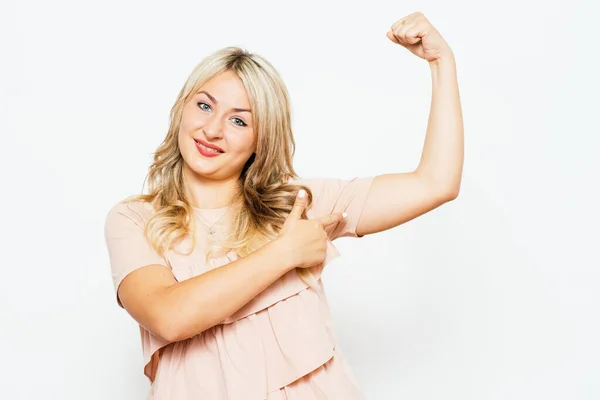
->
[178,70,256,180]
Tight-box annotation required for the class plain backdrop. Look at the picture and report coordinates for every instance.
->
[1,0,599,399]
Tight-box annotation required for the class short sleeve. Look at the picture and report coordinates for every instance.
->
[104,201,167,308]
[297,176,374,241]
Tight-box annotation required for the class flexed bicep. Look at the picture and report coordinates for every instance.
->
[355,171,458,237]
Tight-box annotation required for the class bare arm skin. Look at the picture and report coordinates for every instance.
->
[356,54,464,236]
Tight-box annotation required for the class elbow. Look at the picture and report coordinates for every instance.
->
[157,326,181,344]
[147,288,222,342]
[444,185,460,201]
[420,169,461,202]
[439,176,461,201]
[436,182,460,202]
[151,304,188,342]
[153,316,182,343]
[155,313,211,343]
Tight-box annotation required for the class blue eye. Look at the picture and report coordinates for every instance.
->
[232,118,247,127]
[197,102,211,111]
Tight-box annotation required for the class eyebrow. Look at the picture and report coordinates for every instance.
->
[197,90,252,113]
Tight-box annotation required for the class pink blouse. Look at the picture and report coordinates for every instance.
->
[104,177,374,399]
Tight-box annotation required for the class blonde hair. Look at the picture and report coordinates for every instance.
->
[124,46,317,285]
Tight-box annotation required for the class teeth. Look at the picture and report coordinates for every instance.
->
[198,142,221,153]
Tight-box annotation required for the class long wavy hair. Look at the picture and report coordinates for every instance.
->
[124,46,317,285]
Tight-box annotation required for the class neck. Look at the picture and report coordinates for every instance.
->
[183,164,241,209]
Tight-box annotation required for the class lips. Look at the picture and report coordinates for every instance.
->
[194,138,224,153]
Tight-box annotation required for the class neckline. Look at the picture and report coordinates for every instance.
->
[192,205,231,212]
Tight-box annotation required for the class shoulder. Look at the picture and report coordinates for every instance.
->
[287,176,332,192]
[288,175,375,216]
[104,198,156,231]
[287,176,345,213]
[289,176,374,198]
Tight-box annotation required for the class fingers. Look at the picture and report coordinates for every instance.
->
[386,30,400,44]
[287,189,307,221]
[316,212,347,228]
[388,13,426,47]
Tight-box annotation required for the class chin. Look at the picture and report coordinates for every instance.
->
[187,160,221,177]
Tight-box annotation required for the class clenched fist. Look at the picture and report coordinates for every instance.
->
[386,12,453,63]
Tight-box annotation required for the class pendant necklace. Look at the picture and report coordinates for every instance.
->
[195,206,232,238]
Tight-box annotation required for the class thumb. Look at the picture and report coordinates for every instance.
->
[287,189,307,221]
[316,212,347,228]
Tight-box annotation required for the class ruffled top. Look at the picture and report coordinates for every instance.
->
[104,177,374,399]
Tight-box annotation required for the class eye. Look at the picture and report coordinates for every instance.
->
[197,102,211,112]
[232,117,247,127]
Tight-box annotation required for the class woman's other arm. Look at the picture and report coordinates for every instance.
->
[357,15,463,237]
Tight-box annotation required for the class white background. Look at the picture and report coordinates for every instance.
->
[1,0,599,399]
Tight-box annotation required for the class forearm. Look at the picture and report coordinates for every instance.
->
[417,53,464,195]
[159,239,294,341]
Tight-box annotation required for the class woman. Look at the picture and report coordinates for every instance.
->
[104,12,463,400]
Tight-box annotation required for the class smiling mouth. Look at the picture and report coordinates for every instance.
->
[194,139,224,154]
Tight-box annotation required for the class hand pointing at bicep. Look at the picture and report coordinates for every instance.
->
[276,189,346,270]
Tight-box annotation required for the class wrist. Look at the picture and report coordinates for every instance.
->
[429,51,455,69]
[264,237,298,274]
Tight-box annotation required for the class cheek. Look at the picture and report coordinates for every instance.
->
[229,133,256,156]
[177,132,190,163]
[179,105,209,133]
[177,123,197,158]
[179,114,198,134]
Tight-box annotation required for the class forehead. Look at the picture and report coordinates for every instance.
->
[198,71,250,107]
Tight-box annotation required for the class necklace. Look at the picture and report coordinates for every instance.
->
[195,206,231,237]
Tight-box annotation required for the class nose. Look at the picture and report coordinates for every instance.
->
[203,115,224,140]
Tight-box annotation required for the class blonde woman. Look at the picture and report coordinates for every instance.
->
[104,12,463,400]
